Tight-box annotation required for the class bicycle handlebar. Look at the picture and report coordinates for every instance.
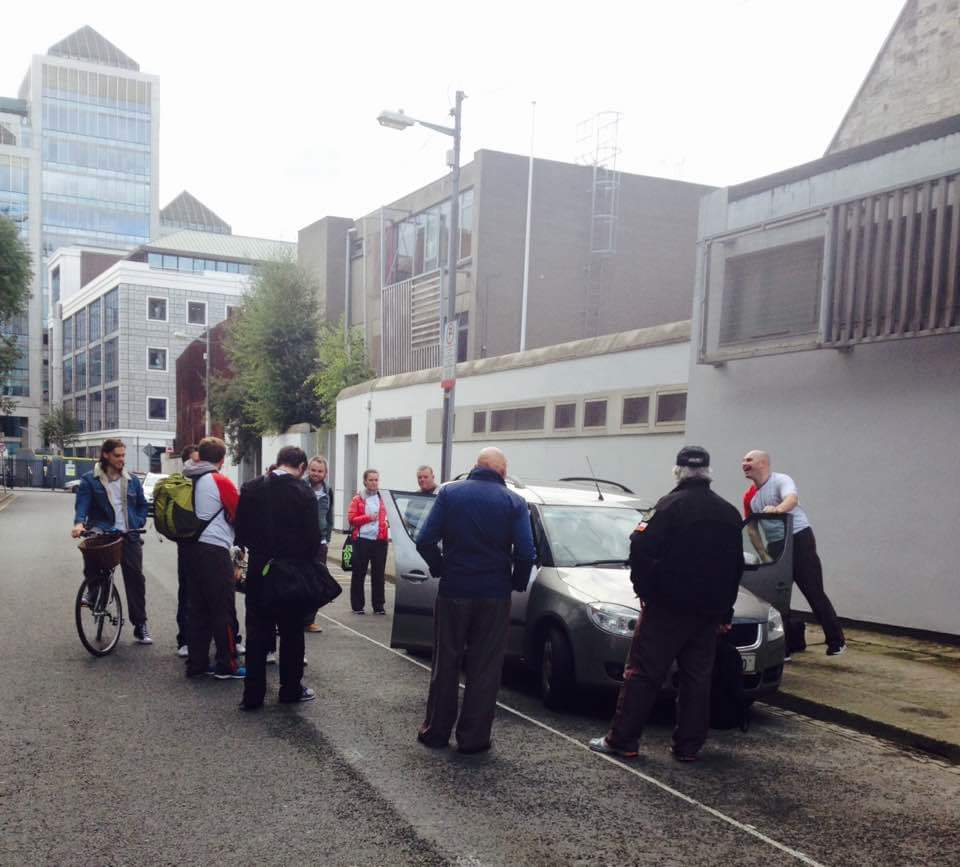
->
[79,528,147,538]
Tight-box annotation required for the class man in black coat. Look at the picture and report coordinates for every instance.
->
[589,446,744,762]
[235,446,322,709]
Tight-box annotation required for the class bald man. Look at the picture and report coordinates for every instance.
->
[742,450,846,656]
[414,447,536,754]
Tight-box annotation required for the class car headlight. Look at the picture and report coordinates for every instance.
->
[587,602,640,637]
[767,607,785,641]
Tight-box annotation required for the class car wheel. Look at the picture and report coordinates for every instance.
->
[540,626,575,709]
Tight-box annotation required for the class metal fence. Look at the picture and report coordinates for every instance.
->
[2,456,98,489]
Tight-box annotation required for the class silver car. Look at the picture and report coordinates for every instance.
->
[142,472,169,516]
[385,480,793,709]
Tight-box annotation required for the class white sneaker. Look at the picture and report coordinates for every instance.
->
[177,645,188,658]
[133,624,153,645]
[266,651,277,665]
[236,641,246,655]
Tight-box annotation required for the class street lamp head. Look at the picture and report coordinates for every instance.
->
[377,109,416,130]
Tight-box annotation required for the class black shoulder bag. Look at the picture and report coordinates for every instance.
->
[259,476,342,616]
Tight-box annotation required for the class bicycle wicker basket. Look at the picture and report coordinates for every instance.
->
[79,535,123,572]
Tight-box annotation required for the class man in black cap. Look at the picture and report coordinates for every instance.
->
[589,445,744,762]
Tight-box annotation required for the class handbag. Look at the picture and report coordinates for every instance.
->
[260,558,341,614]
[341,538,354,572]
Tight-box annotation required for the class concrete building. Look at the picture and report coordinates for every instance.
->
[334,321,690,528]
[0,26,160,453]
[50,230,295,471]
[687,3,960,635]
[300,150,713,376]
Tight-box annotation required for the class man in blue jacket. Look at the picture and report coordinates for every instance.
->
[415,447,536,754]
[71,438,152,644]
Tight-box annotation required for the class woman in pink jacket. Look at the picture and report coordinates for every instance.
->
[346,468,389,614]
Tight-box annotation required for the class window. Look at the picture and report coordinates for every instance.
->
[88,390,102,431]
[88,298,101,342]
[490,405,545,433]
[104,387,119,428]
[74,395,86,432]
[147,252,162,269]
[656,392,687,424]
[147,296,167,322]
[62,357,73,394]
[104,288,119,333]
[104,337,118,382]
[162,254,177,270]
[74,350,86,391]
[622,396,650,426]
[187,301,207,326]
[147,347,167,372]
[374,417,412,442]
[459,189,474,259]
[457,312,469,363]
[74,309,86,347]
[147,396,168,421]
[583,399,607,428]
[63,316,73,354]
[473,411,487,434]
[88,344,102,387]
[554,403,576,430]
[51,266,61,304]
[225,305,240,319]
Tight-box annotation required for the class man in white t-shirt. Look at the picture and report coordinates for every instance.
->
[742,450,846,656]
[182,437,244,679]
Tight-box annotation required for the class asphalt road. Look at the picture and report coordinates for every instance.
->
[1,490,958,866]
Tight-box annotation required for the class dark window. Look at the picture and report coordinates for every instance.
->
[104,387,119,428]
[104,337,118,382]
[74,309,86,347]
[74,350,86,391]
[147,347,167,371]
[583,399,607,428]
[490,405,545,433]
[473,411,486,434]
[187,301,206,325]
[554,403,576,430]
[62,357,73,394]
[147,397,167,421]
[88,345,102,387]
[374,417,412,441]
[622,396,650,426]
[147,297,167,321]
[457,311,469,363]
[104,288,119,333]
[656,392,687,424]
[88,390,102,431]
[63,316,73,354]
[88,298,101,342]
[74,395,86,432]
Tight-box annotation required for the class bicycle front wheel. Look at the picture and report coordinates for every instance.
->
[75,578,124,657]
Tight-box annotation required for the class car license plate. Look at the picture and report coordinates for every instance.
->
[740,653,756,673]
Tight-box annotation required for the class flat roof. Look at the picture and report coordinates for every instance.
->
[140,229,295,262]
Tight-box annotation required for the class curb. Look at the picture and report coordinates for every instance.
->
[765,690,960,765]
[0,492,15,512]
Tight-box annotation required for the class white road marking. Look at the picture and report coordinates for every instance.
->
[319,612,826,867]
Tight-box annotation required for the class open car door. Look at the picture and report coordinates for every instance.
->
[741,512,794,619]
[383,489,438,652]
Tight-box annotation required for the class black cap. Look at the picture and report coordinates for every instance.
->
[676,445,710,468]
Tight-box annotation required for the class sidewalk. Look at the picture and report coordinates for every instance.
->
[327,533,960,762]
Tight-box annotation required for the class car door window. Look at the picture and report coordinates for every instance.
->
[390,490,437,540]
[742,514,789,565]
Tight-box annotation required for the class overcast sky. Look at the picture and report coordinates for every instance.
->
[5,0,905,242]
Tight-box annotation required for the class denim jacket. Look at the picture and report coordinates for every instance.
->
[74,463,148,533]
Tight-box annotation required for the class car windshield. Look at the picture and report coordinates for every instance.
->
[144,473,166,487]
[538,505,646,568]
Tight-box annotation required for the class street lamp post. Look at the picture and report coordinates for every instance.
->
[377,91,465,482]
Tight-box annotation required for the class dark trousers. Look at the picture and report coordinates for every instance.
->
[305,543,329,626]
[243,602,305,706]
[176,543,189,647]
[84,536,147,627]
[607,604,719,757]
[351,538,387,612]
[772,528,845,648]
[182,542,238,676]
[420,595,511,750]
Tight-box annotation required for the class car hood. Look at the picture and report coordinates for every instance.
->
[554,566,770,620]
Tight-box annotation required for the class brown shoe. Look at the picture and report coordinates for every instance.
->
[305,623,323,633]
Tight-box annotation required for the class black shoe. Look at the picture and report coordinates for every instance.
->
[373,609,386,615]
[671,747,698,763]
[238,701,262,711]
[279,686,316,704]
[417,731,449,749]
[457,742,491,755]
[826,642,847,657]
[352,610,365,615]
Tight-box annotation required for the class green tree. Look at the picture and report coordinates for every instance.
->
[223,259,322,434]
[40,403,81,454]
[0,216,33,415]
[311,318,374,426]
[208,371,261,463]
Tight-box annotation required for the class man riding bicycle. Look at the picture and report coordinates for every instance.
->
[72,438,152,645]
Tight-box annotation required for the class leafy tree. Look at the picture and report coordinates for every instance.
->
[223,259,322,434]
[0,216,33,415]
[208,371,261,463]
[40,404,81,454]
[311,318,374,426]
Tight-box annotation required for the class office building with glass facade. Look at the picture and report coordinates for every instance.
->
[0,26,159,453]
[49,230,295,471]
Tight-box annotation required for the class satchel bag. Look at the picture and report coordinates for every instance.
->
[260,558,341,614]
[341,538,354,572]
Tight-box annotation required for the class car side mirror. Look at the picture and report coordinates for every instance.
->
[742,513,790,569]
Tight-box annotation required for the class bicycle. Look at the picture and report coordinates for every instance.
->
[75,529,146,657]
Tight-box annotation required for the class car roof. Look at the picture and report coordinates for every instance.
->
[516,484,652,509]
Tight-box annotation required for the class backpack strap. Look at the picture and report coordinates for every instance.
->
[190,468,224,540]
